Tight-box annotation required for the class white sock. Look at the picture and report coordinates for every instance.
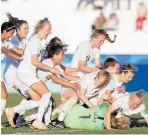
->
[52,108,60,116]
[13,99,39,114]
[37,93,51,121]
[1,99,6,116]
[58,98,77,121]
[18,99,27,115]
[44,102,52,125]
[27,113,37,121]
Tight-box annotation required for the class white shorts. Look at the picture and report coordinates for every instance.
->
[14,74,30,98]
[17,71,41,88]
[4,69,16,87]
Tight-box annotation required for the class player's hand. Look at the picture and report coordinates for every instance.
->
[117,86,126,93]
[90,105,97,111]
[71,82,80,89]
[49,67,60,74]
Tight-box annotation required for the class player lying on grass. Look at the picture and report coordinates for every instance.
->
[64,103,130,130]
[50,69,111,128]
[104,91,148,129]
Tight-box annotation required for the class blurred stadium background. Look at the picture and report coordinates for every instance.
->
[1,0,148,93]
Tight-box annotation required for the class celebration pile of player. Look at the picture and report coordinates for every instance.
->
[1,13,148,130]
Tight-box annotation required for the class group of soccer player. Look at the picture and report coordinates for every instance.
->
[1,13,148,130]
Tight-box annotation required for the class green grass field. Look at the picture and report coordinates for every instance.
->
[1,93,148,134]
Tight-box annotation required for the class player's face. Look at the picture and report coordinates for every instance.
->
[53,50,64,65]
[108,63,119,74]
[42,23,52,39]
[122,72,134,83]
[129,97,142,110]
[17,23,29,38]
[94,34,105,48]
[3,29,15,41]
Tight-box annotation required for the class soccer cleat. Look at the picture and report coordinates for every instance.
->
[24,117,34,129]
[51,112,59,121]
[15,115,25,127]
[46,122,55,129]
[54,120,65,128]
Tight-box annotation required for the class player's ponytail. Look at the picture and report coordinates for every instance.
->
[95,70,110,89]
[91,29,116,43]
[6,13,28,30]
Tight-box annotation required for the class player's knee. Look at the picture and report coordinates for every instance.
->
[1,91,8,99]
[72,95,79,102]
[42,92,51,99]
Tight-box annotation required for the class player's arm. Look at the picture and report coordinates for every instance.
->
[79,88,94,108]
[104,105,116,129]
[60,71,80,81]
[78,60,95,73]
[31,55,59,74]
[95,58,101,68]
[1,47,22,60]
[65,67,79,74]
[49,74,79,90]
[11,46,23,55]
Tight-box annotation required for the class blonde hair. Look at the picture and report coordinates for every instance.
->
[95,70,110,89]
[111,115,130,129]
[34,18,50,34]
[91,29,116,43]
[129,90,143,100]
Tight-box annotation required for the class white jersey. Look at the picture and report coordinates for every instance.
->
[71,41,100,68]
[113,95,148,118]
[37,58,64,82]
[71,40,100,78]
[80,71,101,99]
[17,34,42,74]
[4,36,27,77]
[98,74,126,99]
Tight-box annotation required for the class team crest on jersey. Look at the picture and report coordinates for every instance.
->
[86,55,90,62]
[118,107,123,112]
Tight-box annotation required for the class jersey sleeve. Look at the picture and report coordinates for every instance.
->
[75,43,89,61]
[56,65,64,74]
[30,39,41,55]
[112,97,123,109]
[139,104,148,118]
[93,47,100,58]
[80,74,88,89]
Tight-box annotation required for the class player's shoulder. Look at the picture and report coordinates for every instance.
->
[42,58,53,67]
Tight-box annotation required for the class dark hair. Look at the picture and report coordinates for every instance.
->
[103,57,119,69]
[1,22,15,33]
[6,13,28,29]
[91,29,116,43]
[45,40,67,59]
[120,63,136,74]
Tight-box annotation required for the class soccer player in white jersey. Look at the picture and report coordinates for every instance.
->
[105,91,148,129]
[6,18,59,129]
[37,41,80,127]
[71,29,116,78]
[98,62,136,105]
[1,22,23,126]
[4,13,29,90]
[79,69,110,109]
[3,14,29,127]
